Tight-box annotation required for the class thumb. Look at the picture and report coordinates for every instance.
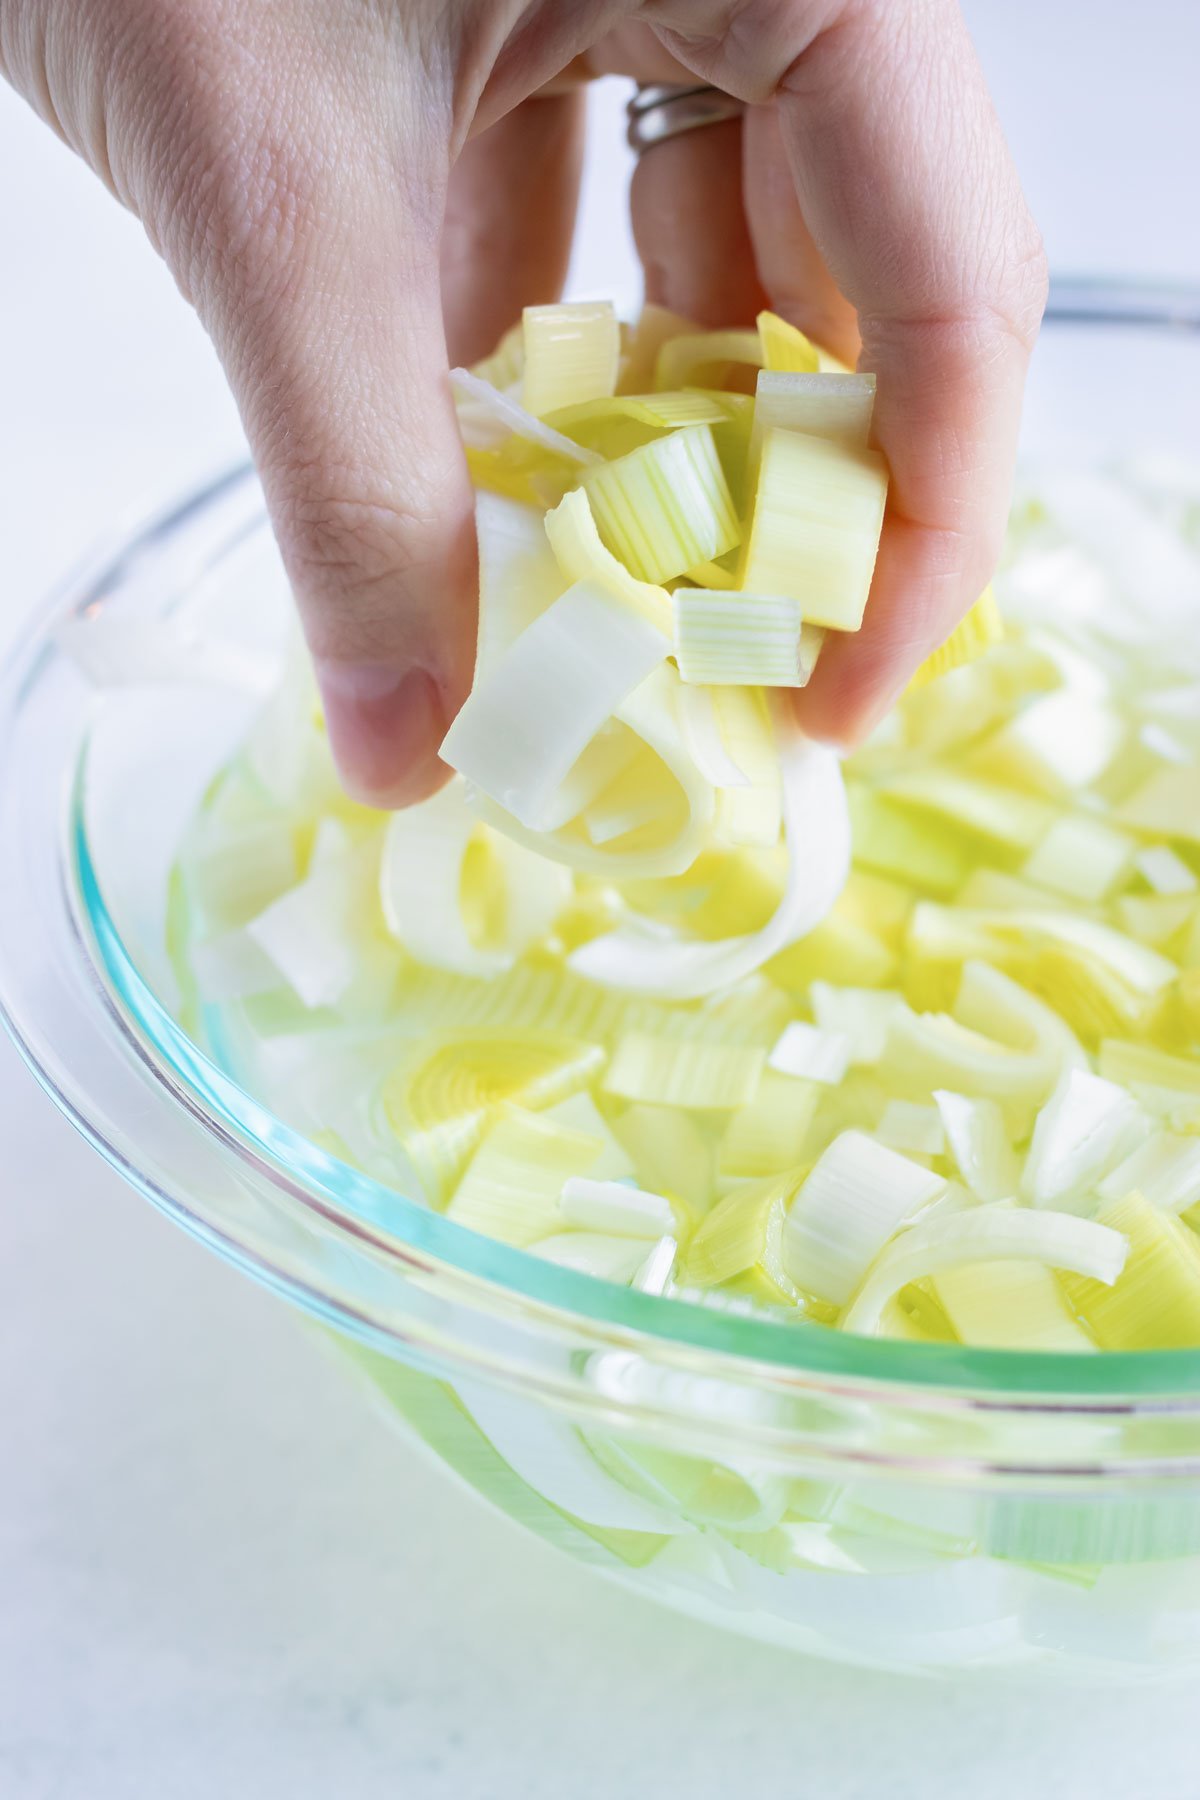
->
[185,116,477,808]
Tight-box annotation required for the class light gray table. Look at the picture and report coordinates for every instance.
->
[3,8,1200,1792]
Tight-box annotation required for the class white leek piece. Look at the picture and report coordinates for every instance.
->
[883,961,1085,1117]
[1098,1132,1200,1214]
[542,487,673,633]
[559,1177,676,1238]
[810,983,905,1065]
[246,829,382,1009]
[379,782,569,977]
[781,1130,946,1305]
[1022,1068,1148,1210]
[655,328,762,392]
[474,491,567,674]
[603,1033,765,1109]
[843,1209,1127,1337]
[972,692,1125,795]
[1136,845,1197,895]
[718,1069,819,1179]
[876,1100,947,1158]
[739,428,888,631]
[582,425,741,584]
[440,579,667,829]
[521,301,620,416]
[677,685,751,787]
[752,369,875,451]
[632,1235,679,1294]
[1061,1192,1200,1350]
[672,589,822,688]
[933,1091,1019,1202]
[1117,766,1200,845]
[446,1108,606,1246]
[450,368,600,465]
[1023,815,1135,904]
[569,731,850,999]
[767,1021,853,1086]
[534,1232,650,1282]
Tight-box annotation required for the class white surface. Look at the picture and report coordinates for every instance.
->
[3,6,1200,1794]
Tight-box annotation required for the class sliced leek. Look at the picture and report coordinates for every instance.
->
[582,425,741,584]
[672,590,821,689]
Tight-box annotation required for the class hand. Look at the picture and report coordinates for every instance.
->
[1,2,1046,802]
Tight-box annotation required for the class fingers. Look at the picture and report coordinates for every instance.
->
[138,44,478,807]
[741,103,859,368]
[661,0,1047,743]
[630,115,768,327]
[442,93,586,367]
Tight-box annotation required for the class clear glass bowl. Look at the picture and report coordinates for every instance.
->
[4,280,1200,1682]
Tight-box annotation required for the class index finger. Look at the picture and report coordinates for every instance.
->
[659,0,1047,742]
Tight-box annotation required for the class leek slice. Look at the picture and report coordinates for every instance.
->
[672,590,822,688]
[1062,1192,1200,1349]
[969,692,1125,796]
[933,1091,1019,1202]
[607,1103,715,1207]
[782,1130,946,1306]
[847,788,973,896]
[246,827,390,1010]
[677,686,752,788]
[809,983,905,1065]
[521,302,620,416]
[883,961,1085,1122]
[739,428,888,631]
[474,491,567,675]
[569,731,850,1000]
[450,368,601,466]
[767,1021,853,1085]
[908,589,1005,689]
[686,1175,802,1302]
[380,1030,606,1197]
[1117,766,1200,845]
[717,1069,819,1179]
[445,1107,607,1245]
[877,769,1057,855]
[1022,1069,1148,1210]
[751,369,875,463]
[934,1261,1096,1351]
[379,783,567,977]
[654,328,763,393]
[1021,814,1135,903]
[843,1209,1127,1337]
[756,310,820,373]
[559,1177,675,1238]
[581,425,740,584]
[876,1100,947,1158]
[440,579,667,830]
[534,1232,652,1282]
[603,1033,765,1109]
[1098,1040,1200,1111]
[542,487,673,633]
[1098,1132,1200,1214]
[1136,845,1198,896]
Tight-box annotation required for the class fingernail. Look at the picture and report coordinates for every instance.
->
[316,661,449,809]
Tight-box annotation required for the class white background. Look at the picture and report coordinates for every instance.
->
[3,5,1200,1794]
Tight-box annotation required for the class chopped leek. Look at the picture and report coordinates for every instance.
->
[446,1107,608,1245]
[1022,1069,1147,1210]
[440,580,667,830]
[559,1177,676,1238]
[782,1131,946,1306]
[603,1033,765,1110]
[756,310,820,373]
[522,301,620,417]
[768,1021,853,1086]
[581,425,740,585]
[542,487,673,634]
[751,369,875,453]
[672,589,823,689]
[909,589,1005,689]
[1062,1192,1200,1349]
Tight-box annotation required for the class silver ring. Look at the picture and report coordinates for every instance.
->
[626,83,746,155]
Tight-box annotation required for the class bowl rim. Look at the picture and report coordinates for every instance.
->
[6,280,1200,1415]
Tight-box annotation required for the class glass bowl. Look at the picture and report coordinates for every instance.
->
[4,280,1200,1683]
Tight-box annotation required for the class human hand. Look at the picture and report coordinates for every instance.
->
[1,1,1045,802]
